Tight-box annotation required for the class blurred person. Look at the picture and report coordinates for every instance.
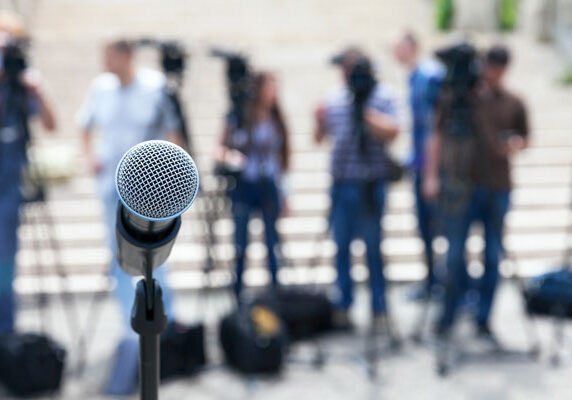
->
[215,72,290,299]
[315,47,400,328]
[77,36,183,331]
[0,11,56,333]
[424,44,529,340]
[393,31,445,299]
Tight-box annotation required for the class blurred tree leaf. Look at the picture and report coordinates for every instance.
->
[499,0,519,31]
[436,0,454,31]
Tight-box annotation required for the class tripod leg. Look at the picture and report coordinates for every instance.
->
[25,203,50,334]
[38,202,87,373]
[550,315,565,367]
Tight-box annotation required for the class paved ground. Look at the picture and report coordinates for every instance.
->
[7,283,572,400]
[3,0,572,398]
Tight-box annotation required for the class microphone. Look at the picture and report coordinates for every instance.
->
[115,140,199,276]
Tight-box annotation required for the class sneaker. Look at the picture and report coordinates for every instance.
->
[371,313,388,334]
[434,320,451,339]
[332,309,353,331]
[476,324,500,347]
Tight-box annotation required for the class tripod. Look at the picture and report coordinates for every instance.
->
[20,185,85,373]
[190,172,236,324]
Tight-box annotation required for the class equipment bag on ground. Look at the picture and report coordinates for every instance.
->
[253,287,334,340]
[0,333,66,397]
[104,321,206,396]
[220,305,287,374]
[161,321,206,380]
[525,268,572,318]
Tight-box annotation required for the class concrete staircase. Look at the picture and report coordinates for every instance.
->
[12,0,572,294]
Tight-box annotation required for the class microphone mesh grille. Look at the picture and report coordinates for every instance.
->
[116,140,199,220]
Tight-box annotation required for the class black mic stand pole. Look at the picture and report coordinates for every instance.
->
[131,254,167,400]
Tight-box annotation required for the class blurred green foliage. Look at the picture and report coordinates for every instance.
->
[559,66,572,86]
[499,0,519,31]
[436,0,454,31]
[436,0,520,32]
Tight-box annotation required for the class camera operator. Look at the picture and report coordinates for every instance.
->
[77,36,183,332]
[424,44,529,340]
[393,31,445,299]
[0,11,56,334]
[215,71,291,299]
[315,47,399,329]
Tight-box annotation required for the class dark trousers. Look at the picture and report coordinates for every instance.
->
[231,177,281,297]
[413,172,436,287]
[331,180,387,314]
[0,143,24,334]
[0,178,20,334]
[439,186,510,329]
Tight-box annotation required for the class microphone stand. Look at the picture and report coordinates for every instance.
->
[131,255,168,400]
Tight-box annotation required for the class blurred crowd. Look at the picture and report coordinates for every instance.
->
[0,8,531,392]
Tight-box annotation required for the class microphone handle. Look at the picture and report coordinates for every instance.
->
[121,207,175,242]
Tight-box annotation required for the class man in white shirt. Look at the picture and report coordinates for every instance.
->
[78,37,183,331]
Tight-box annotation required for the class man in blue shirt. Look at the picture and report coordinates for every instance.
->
[78,37,183,330]
[394,32,444,298]
[315,47,400,329]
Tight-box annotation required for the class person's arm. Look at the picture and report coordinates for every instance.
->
[364,108,399,142]
[81,127,102,175]
[214,120,247,169]
[77,79,101,174]
[214,122,230,164]
[164,130,186,148]
[506,100,530,155]
[22,69,56,132]
[314,103,328,144]
[422,132,441,200]
[364,86,400,143]
[422,96,447,200]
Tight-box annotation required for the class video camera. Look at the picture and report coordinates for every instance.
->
[137,39,187,77]
[2,39,28,83]
[211,49,253,129]
[332,52,377,153]
[136,39,191,151]
[435,42,481,138]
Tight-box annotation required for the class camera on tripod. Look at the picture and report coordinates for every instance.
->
[137,38,187,78]
[434,42,482,212]
[3,40,28,82]
[332,51,377,153]
[435,42,481,139]
[136,38,192,151]
[211,49,253,129]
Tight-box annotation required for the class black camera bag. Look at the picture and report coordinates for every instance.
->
[220,305,287,374]
[0,333,66,397]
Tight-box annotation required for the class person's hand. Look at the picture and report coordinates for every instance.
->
[423,175,440,201]
[280,199,291,218]
[315,104,326,124]
[503,135,526,157]
[20,68,44,98]
[364,108,399,142]
[223,149,247,170]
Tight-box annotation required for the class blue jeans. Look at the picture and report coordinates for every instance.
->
[100,188,174,332]
[414,172,436,287]
[231,177,281,297]
[331,180,387,314]
[439,186,510,329]
[0,173,21,333]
